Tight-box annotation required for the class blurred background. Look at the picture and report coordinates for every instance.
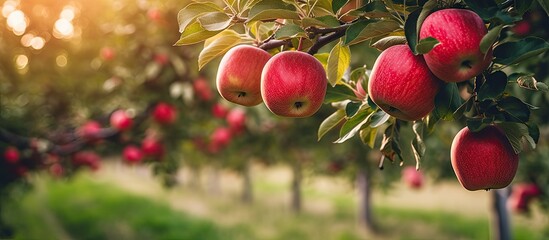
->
[1,0,548,239]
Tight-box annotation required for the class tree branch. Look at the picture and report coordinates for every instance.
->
[307,27,348,55]
[259,39,293,51]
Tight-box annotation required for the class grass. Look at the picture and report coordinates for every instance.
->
[3,175,240,240]
[2,165,548,240]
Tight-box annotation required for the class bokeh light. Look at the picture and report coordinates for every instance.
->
[6,10,27,35]
[14,54,28,69]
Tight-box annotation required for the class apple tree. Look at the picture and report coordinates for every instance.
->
[176,0,549,237]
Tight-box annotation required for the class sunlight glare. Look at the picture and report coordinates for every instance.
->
[7,10,27,35]
[2,0,17,18]
[15,54,28,69]
[54,18,74,38]
[30,36,46,50]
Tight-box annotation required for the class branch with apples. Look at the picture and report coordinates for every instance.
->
[175,0,549,193]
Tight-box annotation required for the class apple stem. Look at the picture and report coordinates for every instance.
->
[294,101,303,109]
[237,92,247,98]
[462,60,473,69]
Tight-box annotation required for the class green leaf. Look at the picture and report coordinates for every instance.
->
[344,19,400,45]
[404,9,421,54]
[247,0,299,22]
[478,71,507,101]
[174,22,221,46]
[466,118,487,132]
[274,24,306,40]
[327,41,351,86]
[345,101,362,117]
[463,0,499,21]
[177,2,224,33]
[198,30,242,70]
[497,122,532,154]
[324,84,357,103]
[197,12,232,31]
[453,96,474,120]
[537,0,549,16]
[356,0,391,18]
[332,0,349,13]
[349,66,368,83]
[497,96,531,123]
[301,16,340,28]
[369,110,390,128]
[433,83,462,121]
[480,25,503,54]
[510,73,549,92]
[371,36,407,51]
[379,122,403,164]
[335,108,372,143]
[527,123,540,145]
[359,127,378,149]
[493,37,549,65]
[415,37,439,54]
[515,0,534,17]
[318,109,346,141]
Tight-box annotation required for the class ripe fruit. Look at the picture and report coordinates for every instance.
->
[79,120,102,140]
[216,45,271,106]
[110,110,133,131]
[100,47,116,61]
[402,166,424,189]
[419,9,493,83]
[226,108,246,134]
[154,53,169,65]
[141,137,164,158]
[261,51,327,118]
[450,126,519,191]
[123,145,144,164]
[209,127,232,153]
[4,146,20,164]
[72,151,101,171]
[512,20,531,36]
[352,79,366,100]
[49,163,64,177]
[211,103,229,119]
[193,77,213,102]
[153,102,177,125]
[508,183,541,213]
[368,45,441,121]
[340,0,358,22]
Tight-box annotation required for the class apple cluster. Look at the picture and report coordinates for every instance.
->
[216,45,327,118]
[366,9,520,191]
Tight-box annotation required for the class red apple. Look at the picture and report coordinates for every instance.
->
[261,51,327,117]
[72,151,101,171]
[419,9,493,83]
[141,137,164,158]
[123,145,144,164]
[512,20,531,36]
[147,8,162,22]
[154,53,169,65]
[368,45,441,121]
[451,125,519,191]
[209,127,232,153]
[49,163,64,177]
[352,79,367,100]
[153,102,177,125]
[402,166,424,189]
[100,47,116,61]
[110,110,133,131]
[508,183,541,213]
[193,77,213,102]
[340,0,358,22]
[4,146,20,164]
[78,120,102,140]
[226,108,246,134]
[211,103,229,119]
[217,45,272,106]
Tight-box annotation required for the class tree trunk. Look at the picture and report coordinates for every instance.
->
[207,165,221,195]
[357,165,377,233]
[241,161,253,203]
[491,187,512,240]
[291,158,302,213]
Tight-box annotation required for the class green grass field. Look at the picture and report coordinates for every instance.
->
[2,164,547,240]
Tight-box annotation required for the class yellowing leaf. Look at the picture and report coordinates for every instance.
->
[327,41,351,86]
[198,29,243,70]
[247,9,300,22]
[174,21,221,46]
[177,2,224,33]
